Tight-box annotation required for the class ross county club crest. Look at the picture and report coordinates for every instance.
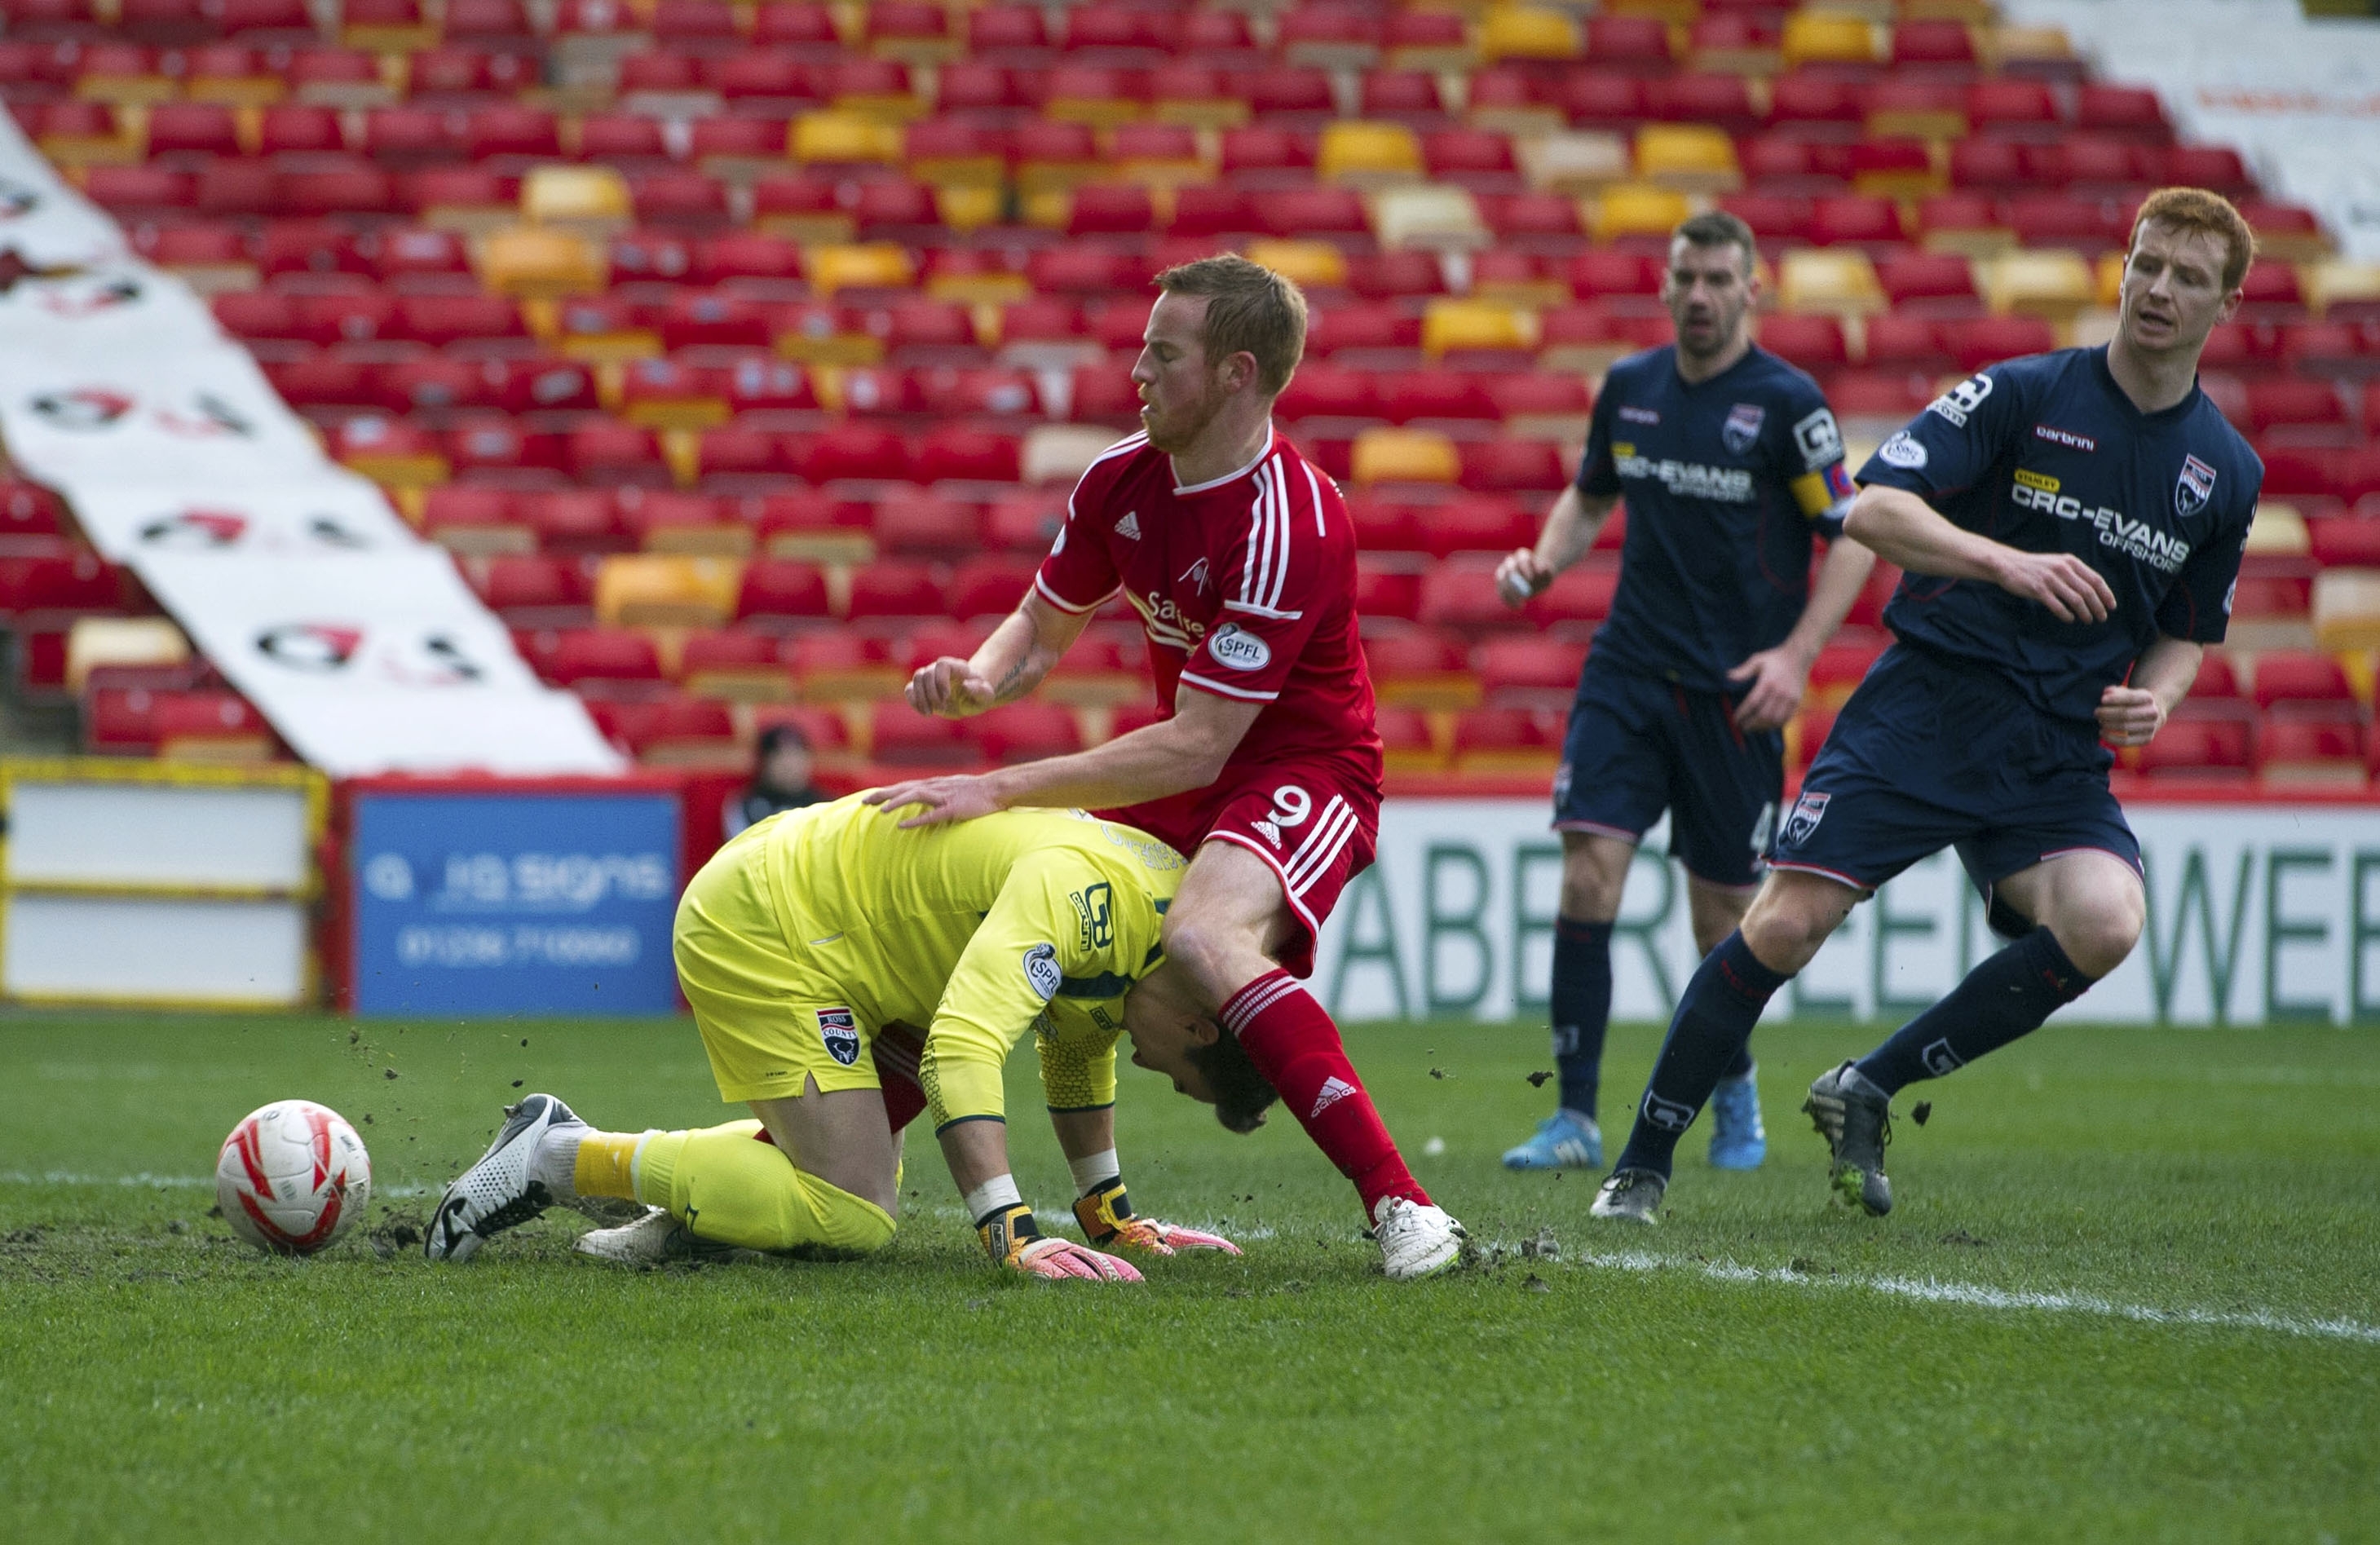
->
[816,1007,860,1067]
[1722,403,1766,457]
[1780,790,1830,849]
[2175,454,2217,519]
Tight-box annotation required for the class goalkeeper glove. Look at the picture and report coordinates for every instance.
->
[1071,1179,1243,1257]
[977,1203,1143,1282]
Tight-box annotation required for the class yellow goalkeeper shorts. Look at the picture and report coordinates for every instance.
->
[673,823,880,1106]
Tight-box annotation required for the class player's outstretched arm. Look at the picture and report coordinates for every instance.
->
[1845,483,2117,625]
[2098,635,2203,748]
[1496,486,1618,607]
[1728,533,1878,733]
[907,590,1093,720]
[867,688,1261,828]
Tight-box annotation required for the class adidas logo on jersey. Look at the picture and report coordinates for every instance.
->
[1254,818,1282,845]
[1114,511,1141,540]
[1310,1076,1357,1119]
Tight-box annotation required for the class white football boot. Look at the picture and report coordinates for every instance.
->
[574,1207,748,1265]
[424,1093,585,1262]
[1372,1195,1467,1281]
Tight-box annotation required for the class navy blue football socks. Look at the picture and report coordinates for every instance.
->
[1613,930,1791,1177]
[1551,916,1614,1119]
[1854,925,2094,1096]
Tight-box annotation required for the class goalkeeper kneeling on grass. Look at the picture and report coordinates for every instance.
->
[424,796,1259,1279]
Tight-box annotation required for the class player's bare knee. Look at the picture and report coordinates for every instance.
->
[2051,895,2144,979]
[1557,832,1632,920]
[1739,878,1851,973]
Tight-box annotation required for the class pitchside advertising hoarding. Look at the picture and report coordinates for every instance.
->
[346,779,682,1015]
[1313,799,2380,1027]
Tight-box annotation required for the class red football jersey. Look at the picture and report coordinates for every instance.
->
[1035,426,1383,792]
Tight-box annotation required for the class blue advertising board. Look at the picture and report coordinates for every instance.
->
[350,787,681,1015]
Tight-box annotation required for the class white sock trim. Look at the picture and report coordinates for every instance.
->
[963,1173,1023,1225]
[532,1127,585,1198]
[624,1130,659,1196]
[1067,1149,1121,1196]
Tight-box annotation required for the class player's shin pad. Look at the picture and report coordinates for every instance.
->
[637,1122,894,1256]
[978,1203,1143,1281]
[1072,1180,1242,1256]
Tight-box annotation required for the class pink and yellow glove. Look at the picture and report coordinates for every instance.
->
[1072,1179,1243,1257]
[978,1203,1143,1282]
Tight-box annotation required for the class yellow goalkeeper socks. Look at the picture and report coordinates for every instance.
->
[630,1121,894,1256]
[572,1131,648,1200]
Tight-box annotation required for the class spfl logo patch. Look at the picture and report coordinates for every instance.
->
[1022,942,1062,1002]
[816,1007,860,1067]
[2175,454,2217,519]
[1780,789,1830,848]
[1723,402,1766,456]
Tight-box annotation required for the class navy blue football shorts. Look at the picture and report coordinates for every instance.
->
[1553,655,1782,889]
[1769,642,2141,900]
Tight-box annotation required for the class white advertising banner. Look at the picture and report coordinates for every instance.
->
[0,127,623,778]
[70,472,418,561]
[0,344,330,495]
[0,110,130,269]
[2007,0,2380,262]
[133,549,621,775]
[1314,799,2380,1028]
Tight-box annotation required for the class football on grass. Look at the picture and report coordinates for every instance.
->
[215,1100,372,1255]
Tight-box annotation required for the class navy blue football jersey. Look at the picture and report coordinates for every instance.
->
[1855,346,2261,724]
[1577,343,1855,692]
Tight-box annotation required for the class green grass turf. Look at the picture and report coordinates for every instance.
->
[2,1012,2377,1544]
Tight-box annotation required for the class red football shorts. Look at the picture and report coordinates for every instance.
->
[1106,755,1380,978]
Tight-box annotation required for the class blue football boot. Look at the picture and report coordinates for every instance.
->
[1501,1110,1602,1171]
[1707,1066,1767,1170]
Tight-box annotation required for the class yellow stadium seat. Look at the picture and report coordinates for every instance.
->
[65,616,189,695]
[1782,12,1879,69]
[1520,132,1630,195]
[2307,260,2380,318]
[1986,249,2097,323]
[935,186,1005,233]
[1779,249,1885,316]
[1868,99,1967,142]
[480,227,607,298]
[594,555,744,629]
[1046,84,1143,132]
[1634,124,1739,192]
[791,112,903,166]
[1478,7,1581,64]
[1024,425,1127,486]
[1422,299,1537,357]
[521,166,631,231]
[1988,23,2073,72]
[1371,185,1489,250]
[2095,252,2126,309]
[1593,183,1693,242]
[1351,427,1461,485]
[1320,121,1424,185]
[805,243,916,296]
[2247,503,2310,557]
[2315,571,2380,653]
[1245,240,1349,289]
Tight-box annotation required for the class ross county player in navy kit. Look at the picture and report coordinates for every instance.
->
[1495,210,1876,1173]
[1591,188,2264,1224]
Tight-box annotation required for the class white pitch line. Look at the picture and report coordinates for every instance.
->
[1562,1246,2380,1347]
[0,1172,436,1198]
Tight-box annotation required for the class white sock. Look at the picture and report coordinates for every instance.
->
[1067,1149,1120,1196]
[962,1173,1022,1225]
[532,1127,585,1198]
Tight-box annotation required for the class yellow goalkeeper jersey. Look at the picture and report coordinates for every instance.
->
[742,795,1186,1128]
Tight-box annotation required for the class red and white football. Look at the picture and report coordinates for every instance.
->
[215,1100,373,1256]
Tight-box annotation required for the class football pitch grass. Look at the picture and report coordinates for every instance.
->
[2,1012,2375,1543]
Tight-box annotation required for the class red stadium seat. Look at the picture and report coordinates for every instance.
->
[2261,718,2367,786]
[871,702,978,768]
[1878,252,1981,315]
[678,631,791,701]
[1354,566,1422,621]
[1417,562,1521,633]
[542,629,665,690]
[1473,635,1586,708]
[2252,651,2356,714]
[1419,496,1535,558]
[1760,314,1849,374]
[1530,564,1620,626]
[971,703,1083,764]
[801,422,911,483]
[1941,316,2058,374]
[846,561,946,623]
[2137,714,2254,781]
[1450,707,1561,772]
[1459,441,1565,493]
[735,558,832,625]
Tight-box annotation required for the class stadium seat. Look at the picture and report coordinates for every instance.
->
[1473,635,1585,711]
[2261,717,2367,788]
[870,701,979,768]
[678,631,793,702]
[2136,714,2254,782]
[1451,706,1562,774]
[1364,627,1478,708]
[971,703,1083,765]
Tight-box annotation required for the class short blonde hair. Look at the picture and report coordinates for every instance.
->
[2130,187,2259,292]
[1155,254,1309,397]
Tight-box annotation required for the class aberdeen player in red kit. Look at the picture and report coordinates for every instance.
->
[868,256,1464,1280]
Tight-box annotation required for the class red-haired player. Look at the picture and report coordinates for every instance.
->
[868,255,1464,1280]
